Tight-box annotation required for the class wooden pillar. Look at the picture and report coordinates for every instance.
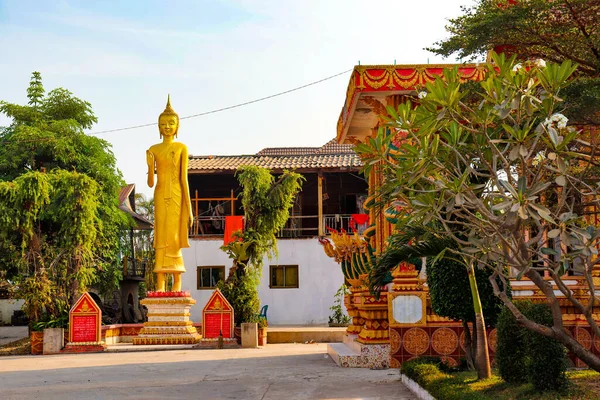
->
[318,171,324,236]
[230,189,235,216]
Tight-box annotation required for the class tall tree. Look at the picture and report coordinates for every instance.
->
[428,0,600,124]
[219,166,303,325]
[0,72,129,321]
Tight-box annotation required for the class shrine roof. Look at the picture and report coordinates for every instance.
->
[336,63,487,144]
[189,138,361,173]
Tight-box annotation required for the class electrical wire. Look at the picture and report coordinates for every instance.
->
[0,68,353,144]
[89,68,352,136]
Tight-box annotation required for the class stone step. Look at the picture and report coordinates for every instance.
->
[327,342,366,368]
[267,327,346,344]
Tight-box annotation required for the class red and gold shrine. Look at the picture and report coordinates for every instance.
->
[62,292,105,353]
[202,289,234,339]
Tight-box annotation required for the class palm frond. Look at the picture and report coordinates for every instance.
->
[369,229,456,291]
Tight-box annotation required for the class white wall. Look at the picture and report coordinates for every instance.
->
[0,299,24,324]
[181,238,345,325]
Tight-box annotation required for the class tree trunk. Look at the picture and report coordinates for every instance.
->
[490,270,600,372]
[521,271,600,371]
[467,261,491,379]
[462,319,475,370]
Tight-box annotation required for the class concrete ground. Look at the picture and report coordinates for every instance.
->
[0,326,27,346]
[0,343,416,400]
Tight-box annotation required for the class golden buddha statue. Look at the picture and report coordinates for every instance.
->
[146,96,193,292]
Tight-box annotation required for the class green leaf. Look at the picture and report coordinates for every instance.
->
[492,200,512,211]
[540,247,559,256]
[547,229,561,239]
[548,127,559,146]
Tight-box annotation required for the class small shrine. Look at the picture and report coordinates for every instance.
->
[196,289,238,348]
[62,292,105,353]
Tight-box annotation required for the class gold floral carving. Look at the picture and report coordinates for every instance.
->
[403,328,430,355]
[362,70,393,90]
[147,312,191,317]
[595,333,600,352]
[390,357,401,369]
[576,327,592,350]
[140,327,198,335]
[121,327,140,336]
[144,321,192,327]
[431,328,458,355]
[488,329,498,353]
[390,329,402,354]
[345,75,357,113]
[140,297,196,305]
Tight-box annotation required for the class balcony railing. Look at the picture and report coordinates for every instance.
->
[189,214,368,239]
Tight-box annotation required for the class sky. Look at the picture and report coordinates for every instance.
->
[0,0,479,197]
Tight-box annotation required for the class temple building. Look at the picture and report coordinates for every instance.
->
[326,63,600,368]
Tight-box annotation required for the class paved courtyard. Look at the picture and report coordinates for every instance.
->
[0,343,415,400]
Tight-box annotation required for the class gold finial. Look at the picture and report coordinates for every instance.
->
[161,94,178,117]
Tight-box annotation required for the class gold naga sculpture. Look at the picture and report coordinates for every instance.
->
[318,229,373,286]
[146,96,193,292]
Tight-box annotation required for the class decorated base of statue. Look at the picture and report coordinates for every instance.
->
[133,291,202,345]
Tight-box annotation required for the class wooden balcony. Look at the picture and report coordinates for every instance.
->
[189,214,369,239]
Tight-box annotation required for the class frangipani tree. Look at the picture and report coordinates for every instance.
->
[357,53,600,371]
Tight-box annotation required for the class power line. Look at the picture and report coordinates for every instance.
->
[88,68,353,136]
[0,68,352,144]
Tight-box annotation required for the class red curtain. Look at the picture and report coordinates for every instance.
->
[224,216,244,245]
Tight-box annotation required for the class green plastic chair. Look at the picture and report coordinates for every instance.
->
[258,305,268,320]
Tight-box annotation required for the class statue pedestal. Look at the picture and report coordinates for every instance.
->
[133,292,201,345]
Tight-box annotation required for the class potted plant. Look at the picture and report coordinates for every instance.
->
[328,284,351,327]
[32,309,68,354]
[253,315,268,346]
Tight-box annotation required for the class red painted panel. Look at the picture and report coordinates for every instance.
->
[204,313,232,339]
[72,315,99,342]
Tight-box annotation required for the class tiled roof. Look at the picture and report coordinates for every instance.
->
[189,139,361,172]
[255,147,318,156]
[315,138,354,154]
[255,138,355,156]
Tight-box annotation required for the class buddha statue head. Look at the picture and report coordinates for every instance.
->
[158,95,180,138]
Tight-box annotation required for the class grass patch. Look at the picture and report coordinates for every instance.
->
[0,337,31,356]
[402,359,599,400]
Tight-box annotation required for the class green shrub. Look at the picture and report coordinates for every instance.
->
[216,269,260,326]
[496,303,529,383]
[496,301,567,391]
[524,303,567,392]
[402,360,489,400]
[412,363,444,386]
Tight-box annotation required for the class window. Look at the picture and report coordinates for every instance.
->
[197,266,225,290]
[270,265,299,288]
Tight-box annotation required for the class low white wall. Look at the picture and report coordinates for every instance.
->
[0,299,24,324]
[181,238,345,325]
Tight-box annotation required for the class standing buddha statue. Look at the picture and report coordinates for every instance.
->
[146,96,193,292]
